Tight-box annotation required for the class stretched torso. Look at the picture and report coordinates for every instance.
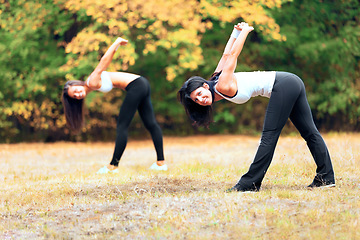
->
[107,72,140,90]
[215,71,276,104]
[87,71,140,92]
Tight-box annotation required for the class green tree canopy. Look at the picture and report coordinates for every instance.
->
[0,0,359,142]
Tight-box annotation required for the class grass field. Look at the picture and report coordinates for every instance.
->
[1,133,359,239]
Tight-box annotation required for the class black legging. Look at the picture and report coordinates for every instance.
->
[237,72,335,191]
[110,76,164,166]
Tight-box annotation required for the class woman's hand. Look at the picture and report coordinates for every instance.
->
[241,22,254,32]
[234,22,254,32]
[116,37,128,46]
[234,22,243,31]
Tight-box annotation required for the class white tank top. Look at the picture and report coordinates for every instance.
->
[214,71,276,104]
[86,71,113,93]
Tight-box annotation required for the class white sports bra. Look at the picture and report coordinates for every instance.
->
[86,71,113,93]
[214,71,276,104]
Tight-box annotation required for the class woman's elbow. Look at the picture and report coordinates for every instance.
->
[88,81,99,89]
[216,84,231,93]
[88,73,101,88]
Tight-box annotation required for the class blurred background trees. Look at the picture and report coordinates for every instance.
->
[0,0,359,142]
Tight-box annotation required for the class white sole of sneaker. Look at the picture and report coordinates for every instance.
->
[321,183,336,188]
[308,183,336,189]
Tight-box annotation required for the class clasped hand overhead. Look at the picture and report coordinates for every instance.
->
[234,22,254,32]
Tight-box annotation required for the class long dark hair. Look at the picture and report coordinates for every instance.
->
[61,80,85,133]
[177,74,218,128]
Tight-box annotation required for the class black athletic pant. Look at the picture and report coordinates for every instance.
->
[110,76,164,166]
[237,72,335,191]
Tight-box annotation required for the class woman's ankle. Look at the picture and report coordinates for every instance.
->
[108,164,118,170]
[156,161,165,166]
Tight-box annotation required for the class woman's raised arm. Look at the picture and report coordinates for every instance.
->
[216,23,254,96]
[214,23,245,73]
[87,37,128,89]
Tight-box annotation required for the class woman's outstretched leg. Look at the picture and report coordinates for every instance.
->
[231,72,303,191]
[289,79,335,187]
[109,82,146,167]
[137,77,165,169]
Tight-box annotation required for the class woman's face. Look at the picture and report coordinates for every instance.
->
[190,83,212,106]
[67,85,87,100]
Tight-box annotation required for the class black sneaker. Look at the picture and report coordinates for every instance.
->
[226,183,259,192]
[307,180,335,188]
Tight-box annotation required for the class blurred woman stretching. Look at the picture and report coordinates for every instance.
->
[62,37,167,173]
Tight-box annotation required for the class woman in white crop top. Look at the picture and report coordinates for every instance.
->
[62,37,167,173]
[178,22,335,191]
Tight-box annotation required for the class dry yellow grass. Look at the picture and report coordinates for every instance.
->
[0,133,359,239]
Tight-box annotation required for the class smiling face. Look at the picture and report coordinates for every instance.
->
[67,85,87,100]
[189,83,212,106]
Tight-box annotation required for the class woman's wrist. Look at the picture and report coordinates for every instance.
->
[114,38,122,50]
[114,41,121,51]
[231,28,241,39]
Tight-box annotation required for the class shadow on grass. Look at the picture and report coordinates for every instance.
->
[261,184,309,191]
[74,176,231,199]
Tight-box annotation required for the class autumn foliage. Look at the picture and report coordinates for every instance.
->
[0,0,359,142]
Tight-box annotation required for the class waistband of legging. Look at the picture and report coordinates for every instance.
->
[125,76,148,91]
